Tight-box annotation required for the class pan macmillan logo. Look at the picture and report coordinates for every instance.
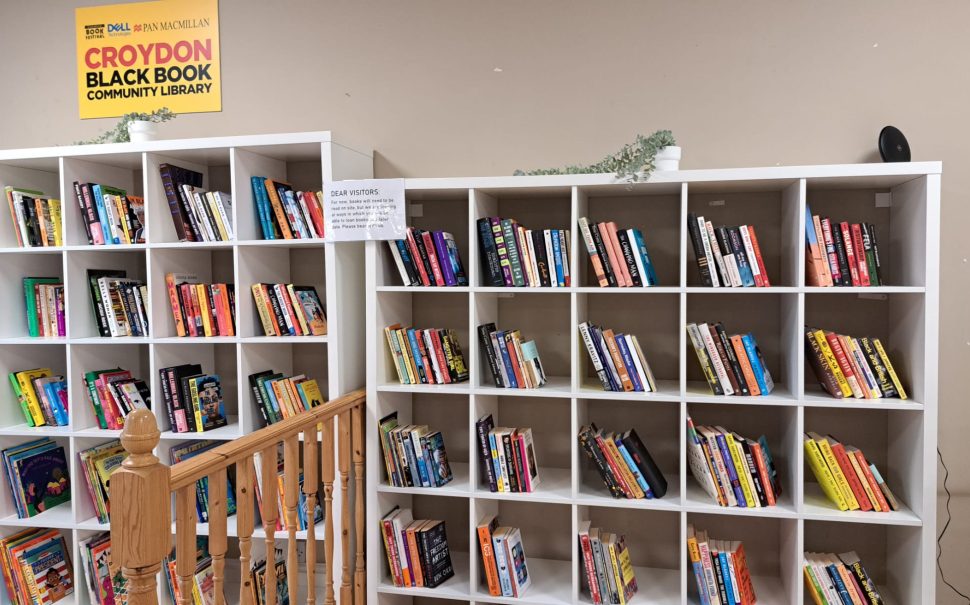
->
[139,17,211,32]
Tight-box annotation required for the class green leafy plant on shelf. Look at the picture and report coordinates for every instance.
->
[75,108,177,145]
[514,129,676,181]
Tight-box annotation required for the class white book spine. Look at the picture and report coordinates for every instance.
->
[493,531,514,596]
[193,191,217,241]
[423,330,442,384]
[626,228,649,288]
[697,538,721,604]
[215,192,234,240]
[704,220,728,288]
[739,225,761,281]
[525,230,539,287]
[700,324,734,395]
[697,216,720,287]
[686,428,721,503]
[543,229,556,288]
[624,334,651,392]
[387,240,411,286]
[724,253,742,287]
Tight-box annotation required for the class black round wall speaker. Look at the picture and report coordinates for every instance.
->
[879,126,911,162]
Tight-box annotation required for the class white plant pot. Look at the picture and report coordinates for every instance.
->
[127,120,157,143]
[655,145,681,171]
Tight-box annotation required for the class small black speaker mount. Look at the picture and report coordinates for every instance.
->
[879,126,911,162]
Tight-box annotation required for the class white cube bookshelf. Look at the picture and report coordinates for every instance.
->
[365,162,940,605]
[0,131,371,605]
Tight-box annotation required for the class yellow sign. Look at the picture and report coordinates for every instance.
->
[76,0,221,119]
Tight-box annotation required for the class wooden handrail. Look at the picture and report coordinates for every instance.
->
[110,388,367,605]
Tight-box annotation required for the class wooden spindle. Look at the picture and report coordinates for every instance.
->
[236,458,255,605]
[338,410,352,603]
[352,404,365,605]
[176,486,197,605]
[260,445,279,605]
[208,468,227,605]
[321,417,335,605]
[303,426,320,605]
[283,435,300,604]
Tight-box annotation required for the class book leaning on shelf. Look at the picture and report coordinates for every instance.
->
[688,213,770,288]
[384,324,469,385]
[87,269,150,337]
[9,367,68,427]
[78,440,127,524]
[388,226,468,286]
[805,204,883,287]
[578,521,637,605]
[805,327,907,400]
[251,445,323,532]
[1,438,71,518]
[23,277,65,338]
[477,323,547,389]
[6,186,63,248]
[804,551,883,605]
[378,411,453,488]
[158,364,228,433]
[169,441,238,523]
[251,283,327,337]
[475,414,540,493]
[250,549,288,605]
[166,273,236,337]
[248,369,325,426]
[164,537,222,605]
[0,528,75,604]
[579,322,657,392]
[78,532,127,605]
[381,507,455,589]
[687,524,757,605]
[686,417,782,508]
[578,216,659,287]
[159,163,233,242]
[803,432,899,513]
[687,322,773,396]
[251,176,323,240]
[477,216,570,287]
[578,423,667,499]
[83,367,150,430]
[71,181,145,246]
[476,515,531,598]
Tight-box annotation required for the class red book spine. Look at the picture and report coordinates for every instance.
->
[746,226,771,287]
[429,330,452,384]
[825,332,857,383]
[840,222,861,285]
[828,440,872,511]
[382,519,402,586]
[580,533,602,604]
[180,283,198,336]
[504,334,527,388]
[421,230,445,286]
[852,449,890,512]
[405,228,431,286]
[749,441,776,505]
[820,218,842,284]
[275,284,302,335]
[851,223,870,286]
[593,432,633,498]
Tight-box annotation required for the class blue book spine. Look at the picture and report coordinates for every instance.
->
[251,177,275,239]
[432,231,457,286]
[616,439,653,498]
[405,329,426,383]
[422,437,441,486]
[714,432,747,507]
[551,230,564,287]
[496,331,518,388]
[263,379,282,421]
[718,552,736,605]
[615,334,643,391]
[633,229,659,285]
[91,185,113,245]
[395,240,416,281]
[826,564,852,605]
[691,558,711,605]
[46,382,68,426]
[591,326,620,391]
[488,432,503,491]
[413,435,431,487]
[742,333,770,395]
[493,534,514,596]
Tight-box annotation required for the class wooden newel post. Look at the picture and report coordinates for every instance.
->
[110,409,171,605]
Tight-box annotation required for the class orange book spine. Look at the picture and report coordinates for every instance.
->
[730,335,761,396]
[746,226,771,287]
[749,441,775,505]
[264,179,294,239]
[405,526,424,587]
[852,449,890,512]
[828,439,872,511]
[477,524,501,596]
[603,329,634,391]
[597,222,626,286]
[606,222,632,286]
[166,273,186,337]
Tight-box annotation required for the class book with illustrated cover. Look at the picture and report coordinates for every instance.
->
[2,438,71,517]
[686,418,779,509]
[192,374,227,432]
[250,550,288,605]
[1,528,76,605]
[170,441,237,523]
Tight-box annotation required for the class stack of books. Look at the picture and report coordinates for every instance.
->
[158,364,228,433]
[805,328,907,400]
[248,370,324,426]
[9,368,68,427]
[687,417,782,508]
[475,414,540,493]
[251,283,327,337]
[384,324,469,385]
[804,432,899,512]
[71,181,145,245]
[251,177,324,240]
[805,205,882,287]
[578,521,637,604]
[250,550,288,605]
[478,323,547,389]
[170,441,237,523]
[388,227,468,286]
[78,532,127,605]
[24,277,65,337]
[78,440,127,524]
[1,438,71,518]
[164,538,220,605]
[476,515,530,597]
[578,217,658,287]
[378,411,453,488]
[687,524,757,605]
[6,186,63,247]
[579,322,657,392]
[87,269,149,337]
[804,551,883,605]
[688,213,770,288]
[477,217,570,287]
[83,367,150,429]
[160,163,233,242]
[381,508,455,589]
[0,528,74,604]
[166,273,236,337]
[578,424,667,499]
[687,322,774,396]
[252,446,323,532]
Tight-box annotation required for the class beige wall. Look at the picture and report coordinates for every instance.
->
[1,0,968,598]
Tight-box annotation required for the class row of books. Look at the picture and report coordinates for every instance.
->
[476,515,530,597]
[79,532,126,605]
[478,217,571,288]
[170,440,238,523]
[378,411,453,488]
[687,417,782,508]
[248,369,325,426]
[78,440,127,524]
[578,521,637,604]
[805,206,883,287]
[158,364,228,433]
[251,177,324,240]
[164,537,221,605]
[166,273,236,337]
[250,550,288,605]
[687,322,774,396]
[805,328,907,400]
[6,186,63,248]
[803,432,899,513]
[388,227,468,287]
[2,438,71,518]
[252,445,323,532]
[0,528,74,605]
[475,414,540,493]
[87,269,149,337]
[381,507,455,589]
[9,368,68,427]
[384,324,469,385]
[579,322,657,392]
[84,367,150,430]
[478,323,547,389]
[72,181,145,246]
[160,163,233,242]
[688,214,770,288]
[687,524,756,605]
[24,277,64,337]
[578,424,667,499]
[804,551,883,605]
[579,217,659,287]
[251,283,327,337]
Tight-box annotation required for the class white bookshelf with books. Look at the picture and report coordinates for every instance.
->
[365,162,940,604]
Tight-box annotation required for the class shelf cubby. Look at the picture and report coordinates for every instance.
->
[60,154,144,247]
[144,148,231,246]
[0,434,73,526]
[151,341,239,438]
[148,246,236,339]
[0,344,68,433]
[238,341,330,432]
[0,252,64,340]
[0,157,61,250]
[64,248,148,340]
[68,342,149,434]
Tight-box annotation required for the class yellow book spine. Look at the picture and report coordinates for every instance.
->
[189,377,203,433]
[286,284,310,335]
[804,438,848,510]
[603,435,644,498]
[803,565,827,605]
[49,199,63,246]
[848,448,881,512]
[725,434,757,507]
[196,284,212,336]
[873,338,907,400]
[813,330,853,397]
[814,436,859,510]
[396,329,416,384]
[383,327,407,383]
[16,371,48,426]
[251,284,276,336]
[607,539,626,605]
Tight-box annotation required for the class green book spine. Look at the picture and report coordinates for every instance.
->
[84,371,108,429]
[7,372,34,426]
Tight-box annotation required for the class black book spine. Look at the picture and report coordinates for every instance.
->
[616,230,643,287]
[23,197,38,247]
[502,432,518,492]
[395,240,420,286]
[589,223,617,287]
[412,230,435,285]
[714,323,748,395]
[531,229,551,287]
[477,323,503,387]
[227,287,237,334]
[476,416,497,491]
[88,277,108,337]
[740,438,768,506]
[511,433,526,491]
[579,427,623,498]
[249,375,269,426]
[867,222,883,285]
[125,283,143,336]
[158,165,192,241]
[423,524,455,588]
[477,219,504,287]
[73,182,95,245]
[687,213,713,286]
[712,549,728,604]
[728,227,752,283]
[159,368,176,431]
[831,225,852,287]
[622,429,668,498]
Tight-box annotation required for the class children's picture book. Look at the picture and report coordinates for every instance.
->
[2,438,71,517]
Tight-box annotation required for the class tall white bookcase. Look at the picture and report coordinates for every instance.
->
[0,131,371,605]
[365,163,940,605]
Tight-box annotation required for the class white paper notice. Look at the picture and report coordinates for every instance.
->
[324,179,407,241]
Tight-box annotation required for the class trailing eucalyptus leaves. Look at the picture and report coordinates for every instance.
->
[514,130,676,181]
